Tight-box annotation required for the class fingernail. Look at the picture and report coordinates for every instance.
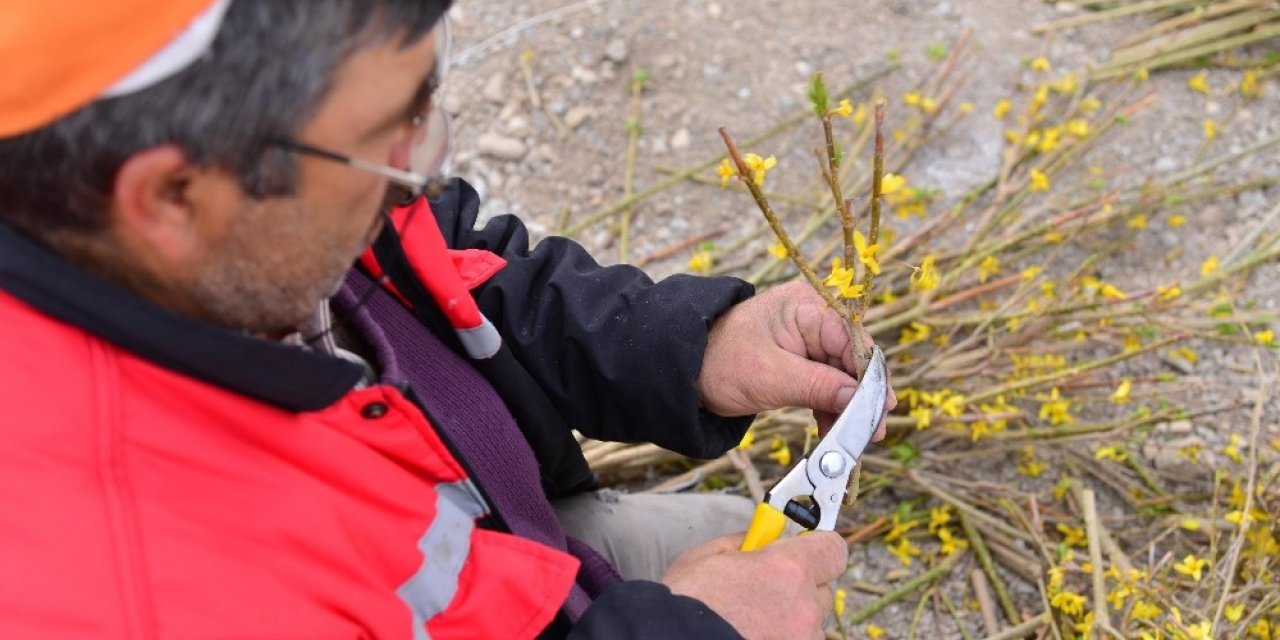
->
[835,386,856,409]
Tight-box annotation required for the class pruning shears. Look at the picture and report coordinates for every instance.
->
[741,345,889,551]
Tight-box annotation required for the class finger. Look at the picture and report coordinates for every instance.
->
[813,584,834,615]
[674,532,746,565]
[771,353,858,417]
[789,299,857,376]
[770,531,849,585]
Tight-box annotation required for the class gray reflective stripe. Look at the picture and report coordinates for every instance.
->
[456,315,502,359]
[398,479,490,638]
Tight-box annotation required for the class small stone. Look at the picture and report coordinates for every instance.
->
[1056,2,1080,13]
[482,72,507,104]
[570,26,585,39]
[604,38,629,64]
[571,65,599,84]
[707,2,722,18]
[504,115,531,138]
[1155,419,1193,435]
[795,61,813,77]
[669,127,691,150]
[654,53,678,70]
[1146,435,1204,472]
[737,87,751,99]
[564,106,593,129]
[1154,157,1179,174]
[475,133,527,161]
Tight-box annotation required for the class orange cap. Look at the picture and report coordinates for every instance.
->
[0,0,221,137]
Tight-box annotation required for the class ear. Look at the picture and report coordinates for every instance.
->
[110,145,210,262]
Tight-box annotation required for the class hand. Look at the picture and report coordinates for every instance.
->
[662,531,848,640]
[696,281,897,436]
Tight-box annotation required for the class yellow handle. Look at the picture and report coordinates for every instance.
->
[741,502,788,551]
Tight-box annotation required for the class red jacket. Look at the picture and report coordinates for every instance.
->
[0,228,578,639]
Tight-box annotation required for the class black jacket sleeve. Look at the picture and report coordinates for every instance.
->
[431,180,755,459]
[565,581,743,639]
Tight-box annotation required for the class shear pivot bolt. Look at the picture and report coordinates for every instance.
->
[818,451,846,478]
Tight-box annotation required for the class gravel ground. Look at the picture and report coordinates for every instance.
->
[440,1,1279,637]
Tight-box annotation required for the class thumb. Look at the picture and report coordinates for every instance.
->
[773,354,858,416]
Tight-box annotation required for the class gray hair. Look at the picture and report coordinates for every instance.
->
[0,0,450,238]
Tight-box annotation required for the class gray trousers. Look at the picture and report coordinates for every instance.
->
[552,489,757,582]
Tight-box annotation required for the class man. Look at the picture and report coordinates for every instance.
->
[0,1,891,638]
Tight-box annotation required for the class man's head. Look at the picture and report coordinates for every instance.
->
[0,1,452,334]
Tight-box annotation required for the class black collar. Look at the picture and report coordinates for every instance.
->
[0,222,363,412]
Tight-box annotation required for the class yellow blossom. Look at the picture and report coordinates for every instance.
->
[939,393,966,418]
[993,98,1013,120]
[1181,518,1202,531]
[887,537,921,567]
[920,96,937,113]
[767,436,791,467]
[766,242,787,259]
[1157,284,1182,301]
[866,624,886,639]
[1187,621,1213,640]
[736,428,754,450]
[1096,445,1128,461]
[1075,611,1095,637]
[910,407,932,430]
[1127,214,1148,229]
[824,259,855,288]
[687,250,712,274]
[1035,126,1062,153]
[937,527,968,556]
[928,505,952,533]
[853,230,881,275]
[1224,433,1244,464]
[1134,67,1150,83]
[1241,69,1260,98]
[1255,328,1276,347]
[1132,601,1161,621]
[1111,379,1132,404]
[831,99,853,118]
[742,153,777,186]
[1039,388,1074,425]
[881,172,907,196]
[978,255,1000,283]
[899,321,932,346]
[884,512,920,543]
[1030,169,1050,192]
[1066,118,1089,138]
[910,254,941,291]
[1017,458,1047,478]
[1030,57,1051,72]
[716,158,736,188]
[1080,96,1102,113]
[1052,72,1078,94]
[902,91,922,106]
[1225,603,1244,623]
[1100,283,1127,300]
[1201,255,1220,277]
[833,588,847,616]
[1204,118,1218,141]
[1057,523,1087,547]
[1174,554,1208,581]
[958,101,974,113]
[1051,590,1085,616]
[1168,214,1187,227]
[1175,346,1199,364]
[1249,619,1272,639]
[1188,71,1210,95]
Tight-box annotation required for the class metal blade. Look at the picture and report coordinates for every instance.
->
[829,345,889,461]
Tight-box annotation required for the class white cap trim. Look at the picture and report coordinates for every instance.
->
[102,0,233,98]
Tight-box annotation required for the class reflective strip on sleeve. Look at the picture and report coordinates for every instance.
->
[455,315,501,360]
[398,479,490,638]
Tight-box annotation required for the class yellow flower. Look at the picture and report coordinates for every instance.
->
[928,505,952,533]
[687,250,712,274]
[1057,523,1087,548]
[824,259,855,287]
[1066,118,1090,138]
[853,103,869,128]
[831,99,853,118]
[766,241,788,259]
[936,527,968,556]
[1169,214,1187,227]
[1224,433,1244,464]
[1240,69,1260,98]
[1255,328,1276,347]
[1039,387,1074,426]
[939,393,966,418]
[1110,379,1132,404]
[1249,619,1272,640]
[838,282,864,299]
[1201,255,1220,277]
[833,588,847,616]
[884,512,920,543]
[1052,72,1078,94]
[1030,57,1051,72]
[902,91,922,106]
[1175,346,1199,364]
[881,172,907,196]
[1099,283,1127,300]
[1127,214,1148,229]
[958,101,974,114]
[1050,590,1085,616]
[978,255,1000,283]
[742,153,777,186]
[1017,458,1047,478]
[1224,603,1246,625]
[866,624,885,639]
[1187,621,1213,640]
[1095,445,1127,461]
[899,321,932,346]
[993,98,1013,119]
[910,406,932,430]
[1080,96,1102,113]
[767,435,791,466]
[1157,284,1182,301]
[1030,169,1050,192]
[1204,118,1218,141]
[910,254,940,291]
[853,230,881,275]
[1134,67,1150,83]
[1188,71,1210,95]
[887,537,921,567]
[1131,601,1161,621]
[1174,554,1208,581]
[1181,518,1202,531]
[1074,611,1095,637]
[716,158,736,188]
[1035,126,1062,153]
[920,96,937,113]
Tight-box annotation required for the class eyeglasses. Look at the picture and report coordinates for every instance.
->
[267,16,455,207]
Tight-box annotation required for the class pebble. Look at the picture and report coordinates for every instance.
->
[475,133,528,161]
[1155,419,1193,435]
[564,106,593,129]
[669,127,691,150]
[707,2,723,18]
[604,38,629,64]
[571,65,599,84]
[1142,435,1204,472]
[482,72,507,104]
[504,115,531,138]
